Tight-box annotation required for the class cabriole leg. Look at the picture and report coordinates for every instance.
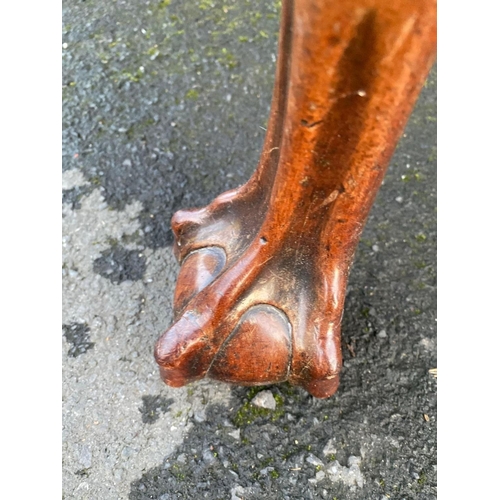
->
[155,0,436,398]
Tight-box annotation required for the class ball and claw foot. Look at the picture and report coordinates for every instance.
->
[154,184,345,398]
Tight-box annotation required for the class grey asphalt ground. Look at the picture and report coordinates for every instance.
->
[62,1,437,498]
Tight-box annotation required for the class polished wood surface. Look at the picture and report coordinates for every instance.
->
[155,0,437,398]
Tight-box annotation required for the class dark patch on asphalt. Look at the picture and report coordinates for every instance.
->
[129,379,436,500]
[63,322,95,357]
[75,469,91,478]
[139,395,174,424]
[138,209,174,248]
[62,184,94,210]
[93,246,146,284]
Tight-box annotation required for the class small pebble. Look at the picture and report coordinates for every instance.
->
[194,411,206,423]
[259,466,274,476]
[79,445,92,468]
[231,486,245,500]
[228,429,240,440]
[306,454,324,467]
[121,446,134,459]
[322,438,337,456]
[396,196,403,203]
[251,390,276,410]
[202,449,216,464]
[377,329,387,338]
[315,470,326,481]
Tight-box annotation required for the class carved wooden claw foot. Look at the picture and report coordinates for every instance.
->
[155,0,436,398]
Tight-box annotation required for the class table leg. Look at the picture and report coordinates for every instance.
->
[155,0,436,398]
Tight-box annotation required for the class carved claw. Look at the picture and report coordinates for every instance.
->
[155,191,348,398]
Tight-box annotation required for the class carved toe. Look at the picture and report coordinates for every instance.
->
[173,246,226,316]
[154,311,211,387]
[208,304,292,385]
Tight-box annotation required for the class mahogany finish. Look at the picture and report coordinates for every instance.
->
[155,0,437,398]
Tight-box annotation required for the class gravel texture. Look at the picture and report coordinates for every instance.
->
[62,1,437,498]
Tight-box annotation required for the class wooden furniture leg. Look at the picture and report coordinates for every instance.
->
[155,0,437,398]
